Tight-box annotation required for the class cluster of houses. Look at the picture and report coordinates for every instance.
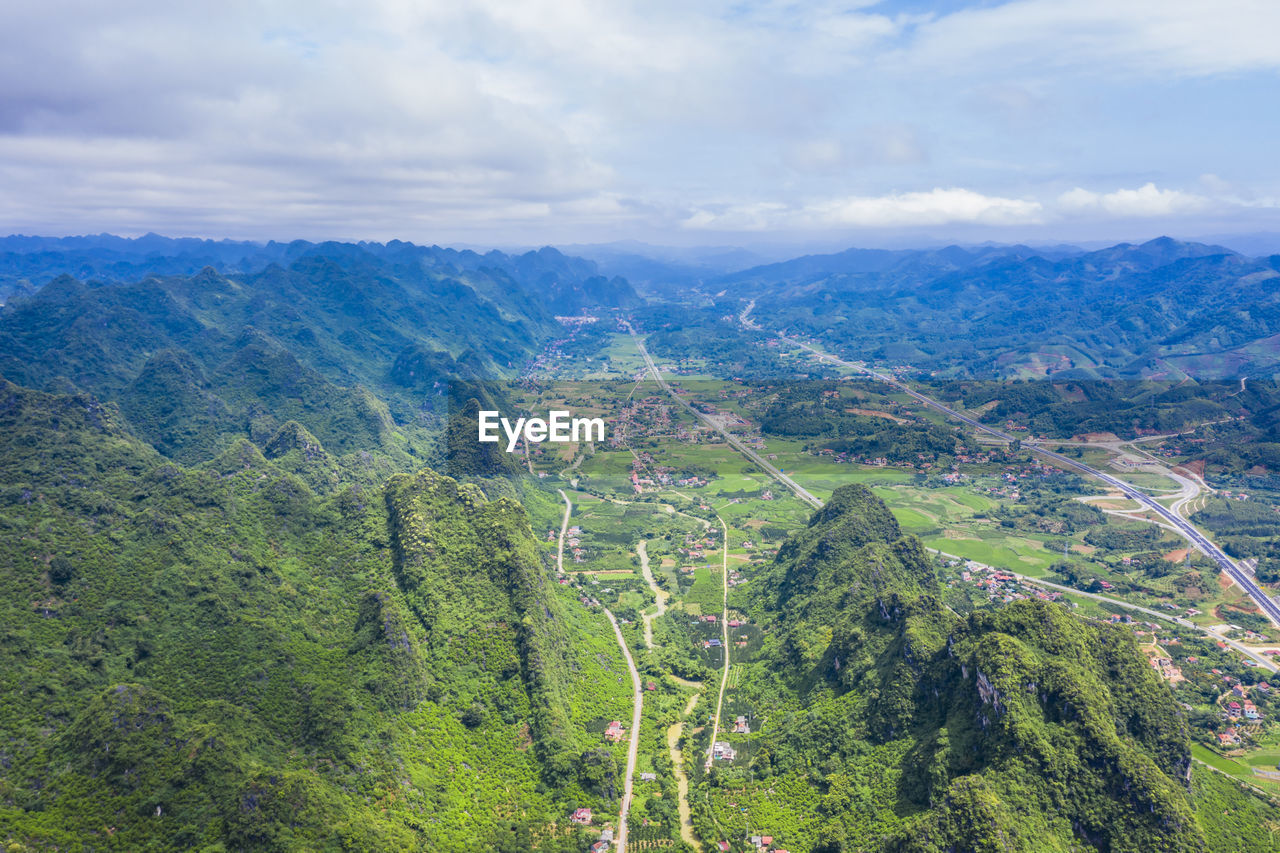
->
[519,322,594,381]
[985,484,1022,501]
[678,532,719,561]
[1002,461,1066,481]
[1104,614,1173,645]
[604,720,626,743]
[548,523,591,563]
[701,617,721,650]
[554,562,608,611]
[566,811,618,853]
[1207,674,1272,746]
[809,444,1000,474]
[610,402,675,450]
[954,562,1064,606]
[811,447,891,467]
[566,525,589,564]
[1217,726,1246,747]
[570,805,623,852]
[1224,698,1262,723]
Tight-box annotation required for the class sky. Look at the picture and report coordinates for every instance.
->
[2,0,1279,250]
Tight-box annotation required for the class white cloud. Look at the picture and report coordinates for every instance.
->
[900,0,1280,79]
[683,188,1044,231]
[1058,183,1210,218]
[0,0,1276,241]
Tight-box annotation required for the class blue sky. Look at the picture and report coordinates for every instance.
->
[1,0,1278,248]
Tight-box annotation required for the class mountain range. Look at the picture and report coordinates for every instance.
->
[3,233,1280,851]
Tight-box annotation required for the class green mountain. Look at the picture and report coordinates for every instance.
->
[0,379,631,851]
[6,233,1280,851]
[712,237,1280,379]
[0,241,637,468]
[705,485,1276,852]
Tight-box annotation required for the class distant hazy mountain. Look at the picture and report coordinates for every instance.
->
[736,236,1280,379]
[0,234,641,313]
[1196,232,1280,257]
[559,240,776,296]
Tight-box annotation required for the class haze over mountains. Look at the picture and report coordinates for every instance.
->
[7,232,1280,387]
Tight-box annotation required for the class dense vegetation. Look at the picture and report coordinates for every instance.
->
[756,382,971,463]
[0,241,647,850]
[640,305,834,379]
[704,485,1273,851]
[723,237,1280,380]
[0,378,632,850]
[7,233,1280,850]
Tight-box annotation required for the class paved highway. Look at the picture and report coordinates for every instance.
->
[624,322,822,509]
[1009,571,1279,672]
[745,311,1280,630]
[630,312,1280,673]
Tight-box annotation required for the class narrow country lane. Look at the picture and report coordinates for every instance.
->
[703,515,731,770]
[558,488,642,851]
[603,608,643,853]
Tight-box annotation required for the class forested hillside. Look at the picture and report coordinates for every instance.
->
[0,240,625,466]
[0,240,643,850]
[716,485,1275,851]
[722,238,1280,379]
[0,380,632,850]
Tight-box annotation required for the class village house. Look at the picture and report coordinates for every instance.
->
[605,721,625,743]
[713,741,736,761]
[570,808,592,824]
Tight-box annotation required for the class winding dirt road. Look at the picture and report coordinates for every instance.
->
[667,693,703,850]
[637,540,667,650]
